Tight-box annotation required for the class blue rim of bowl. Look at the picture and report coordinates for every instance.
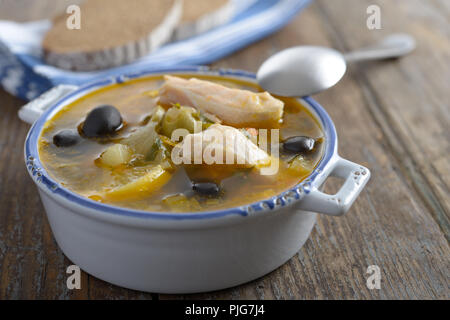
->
[25,66,337,220]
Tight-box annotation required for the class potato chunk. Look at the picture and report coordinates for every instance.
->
[103,165,171,201]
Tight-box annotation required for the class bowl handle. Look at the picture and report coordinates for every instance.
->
[18,85,79,124]
[297,157,371,216]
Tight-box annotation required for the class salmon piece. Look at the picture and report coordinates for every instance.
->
[172,124,271,167]
[159,76,284,127]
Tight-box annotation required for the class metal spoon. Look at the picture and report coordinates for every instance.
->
[257,33,416,97]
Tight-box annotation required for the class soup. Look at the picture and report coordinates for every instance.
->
[38,74,324,212]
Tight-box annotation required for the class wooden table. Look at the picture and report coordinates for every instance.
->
[0,0,448,299]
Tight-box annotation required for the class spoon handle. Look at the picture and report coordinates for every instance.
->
[343,33,416,63]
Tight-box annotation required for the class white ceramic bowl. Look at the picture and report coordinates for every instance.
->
[21,67,370,293]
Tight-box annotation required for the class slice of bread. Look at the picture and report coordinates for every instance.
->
[42,0,182,71]
[173,0,234,41]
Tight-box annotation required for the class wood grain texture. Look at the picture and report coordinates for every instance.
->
[0,0,449,299]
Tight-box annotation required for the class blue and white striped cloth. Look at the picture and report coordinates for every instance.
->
[0,0,310,101]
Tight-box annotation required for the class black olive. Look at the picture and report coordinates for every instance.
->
[192,182,221,197]
[53,129,80,147]
[282,136,315,154]
[82,105,122,138]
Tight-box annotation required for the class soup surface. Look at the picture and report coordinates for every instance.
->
[39,74,324,212]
